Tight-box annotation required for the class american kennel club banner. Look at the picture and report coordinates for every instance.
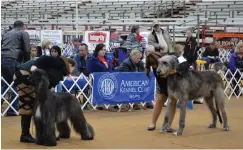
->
[92,72,155,105]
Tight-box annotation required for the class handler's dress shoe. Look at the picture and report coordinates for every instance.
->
[20,134,36,143]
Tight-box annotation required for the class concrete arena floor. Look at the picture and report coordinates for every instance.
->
[1,97,243,149]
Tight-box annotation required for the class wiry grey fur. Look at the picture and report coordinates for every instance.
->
[156,55,230,136]
[30,69,94,146]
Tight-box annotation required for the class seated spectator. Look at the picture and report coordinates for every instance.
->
[117,49,145,110]
[63,38,80,58]
[202,42,220,69]
[41,40,51,56]
[117,49,145,72]
[50,45,61,57]
[228,42,243,95]
[73,43,90,76]
[67,57,90,109]
[67,58,76,76]
[30,45,38,60]
[86,43,113,75]
[36,46,42,57]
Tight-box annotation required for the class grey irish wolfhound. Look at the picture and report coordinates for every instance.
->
[156,55,229,136]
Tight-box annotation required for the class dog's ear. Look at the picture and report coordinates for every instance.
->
[176,61,190,74]
[171,55,179,70]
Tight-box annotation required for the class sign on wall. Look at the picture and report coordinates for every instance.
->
[41,30,63,48]
[63,31,84,44]
[25,30,41,45]
[84,31,110,53]
[213,33,243,50]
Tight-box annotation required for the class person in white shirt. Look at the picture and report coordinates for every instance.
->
[148,20,174,55]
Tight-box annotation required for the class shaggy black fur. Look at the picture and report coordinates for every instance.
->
[30,69,94,146]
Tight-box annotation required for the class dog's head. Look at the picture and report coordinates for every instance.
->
[157,55,190,77]
[210,62,227,72]
[145,51,162,77]
[29,69,50,88]
[156,55,180,78]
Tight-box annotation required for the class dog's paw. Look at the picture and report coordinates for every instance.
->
[81,135,94,140]
[35,137,44,145]
[160,128,167,134]
[172,131,182,136]
[172,129,183,136]
[56,136,60,141]
[35,139,44,145]
[208,124,216,128]
[223,125,230,131]
[160,126,174,133]
[44,140,57,146]
[58,134,70,139]
[81,123,95,140]
[43,136,57,146]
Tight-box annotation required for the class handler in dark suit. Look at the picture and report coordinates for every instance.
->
[117,49,145,72]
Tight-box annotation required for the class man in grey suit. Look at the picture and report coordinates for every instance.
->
[1,20,30,116]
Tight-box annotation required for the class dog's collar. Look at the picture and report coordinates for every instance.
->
[169,70,177,75]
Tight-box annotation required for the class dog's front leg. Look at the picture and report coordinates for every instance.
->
[34,117,44,145]
[173,100,187,136]
[43,118,57,146]
[161,98,177,133]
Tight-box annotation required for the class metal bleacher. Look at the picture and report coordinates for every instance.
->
[1,0,243,43]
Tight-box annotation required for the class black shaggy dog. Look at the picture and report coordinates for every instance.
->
[30,69,94,146]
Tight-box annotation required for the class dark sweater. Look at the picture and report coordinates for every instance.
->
[18,56,69,88]
[202,47,219,57]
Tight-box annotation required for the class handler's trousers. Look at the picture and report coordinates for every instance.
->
[20,115,35,143]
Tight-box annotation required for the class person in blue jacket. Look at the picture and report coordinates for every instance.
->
[228,42,243,95]
[86,43,114,75]
[73,43,91,76]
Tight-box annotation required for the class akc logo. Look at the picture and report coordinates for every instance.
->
[88,32,107,43]
[98,74,118,99]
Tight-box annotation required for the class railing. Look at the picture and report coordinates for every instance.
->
[1,68,242,116]
[1,48,243,116]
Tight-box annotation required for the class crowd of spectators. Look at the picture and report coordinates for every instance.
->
[1,20,243,115]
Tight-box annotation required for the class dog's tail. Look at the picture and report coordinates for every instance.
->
[215,99,223,124]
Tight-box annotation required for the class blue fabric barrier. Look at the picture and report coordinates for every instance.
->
[92,72,155,105]
[176,101,194,110]
[56,78,87,93]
